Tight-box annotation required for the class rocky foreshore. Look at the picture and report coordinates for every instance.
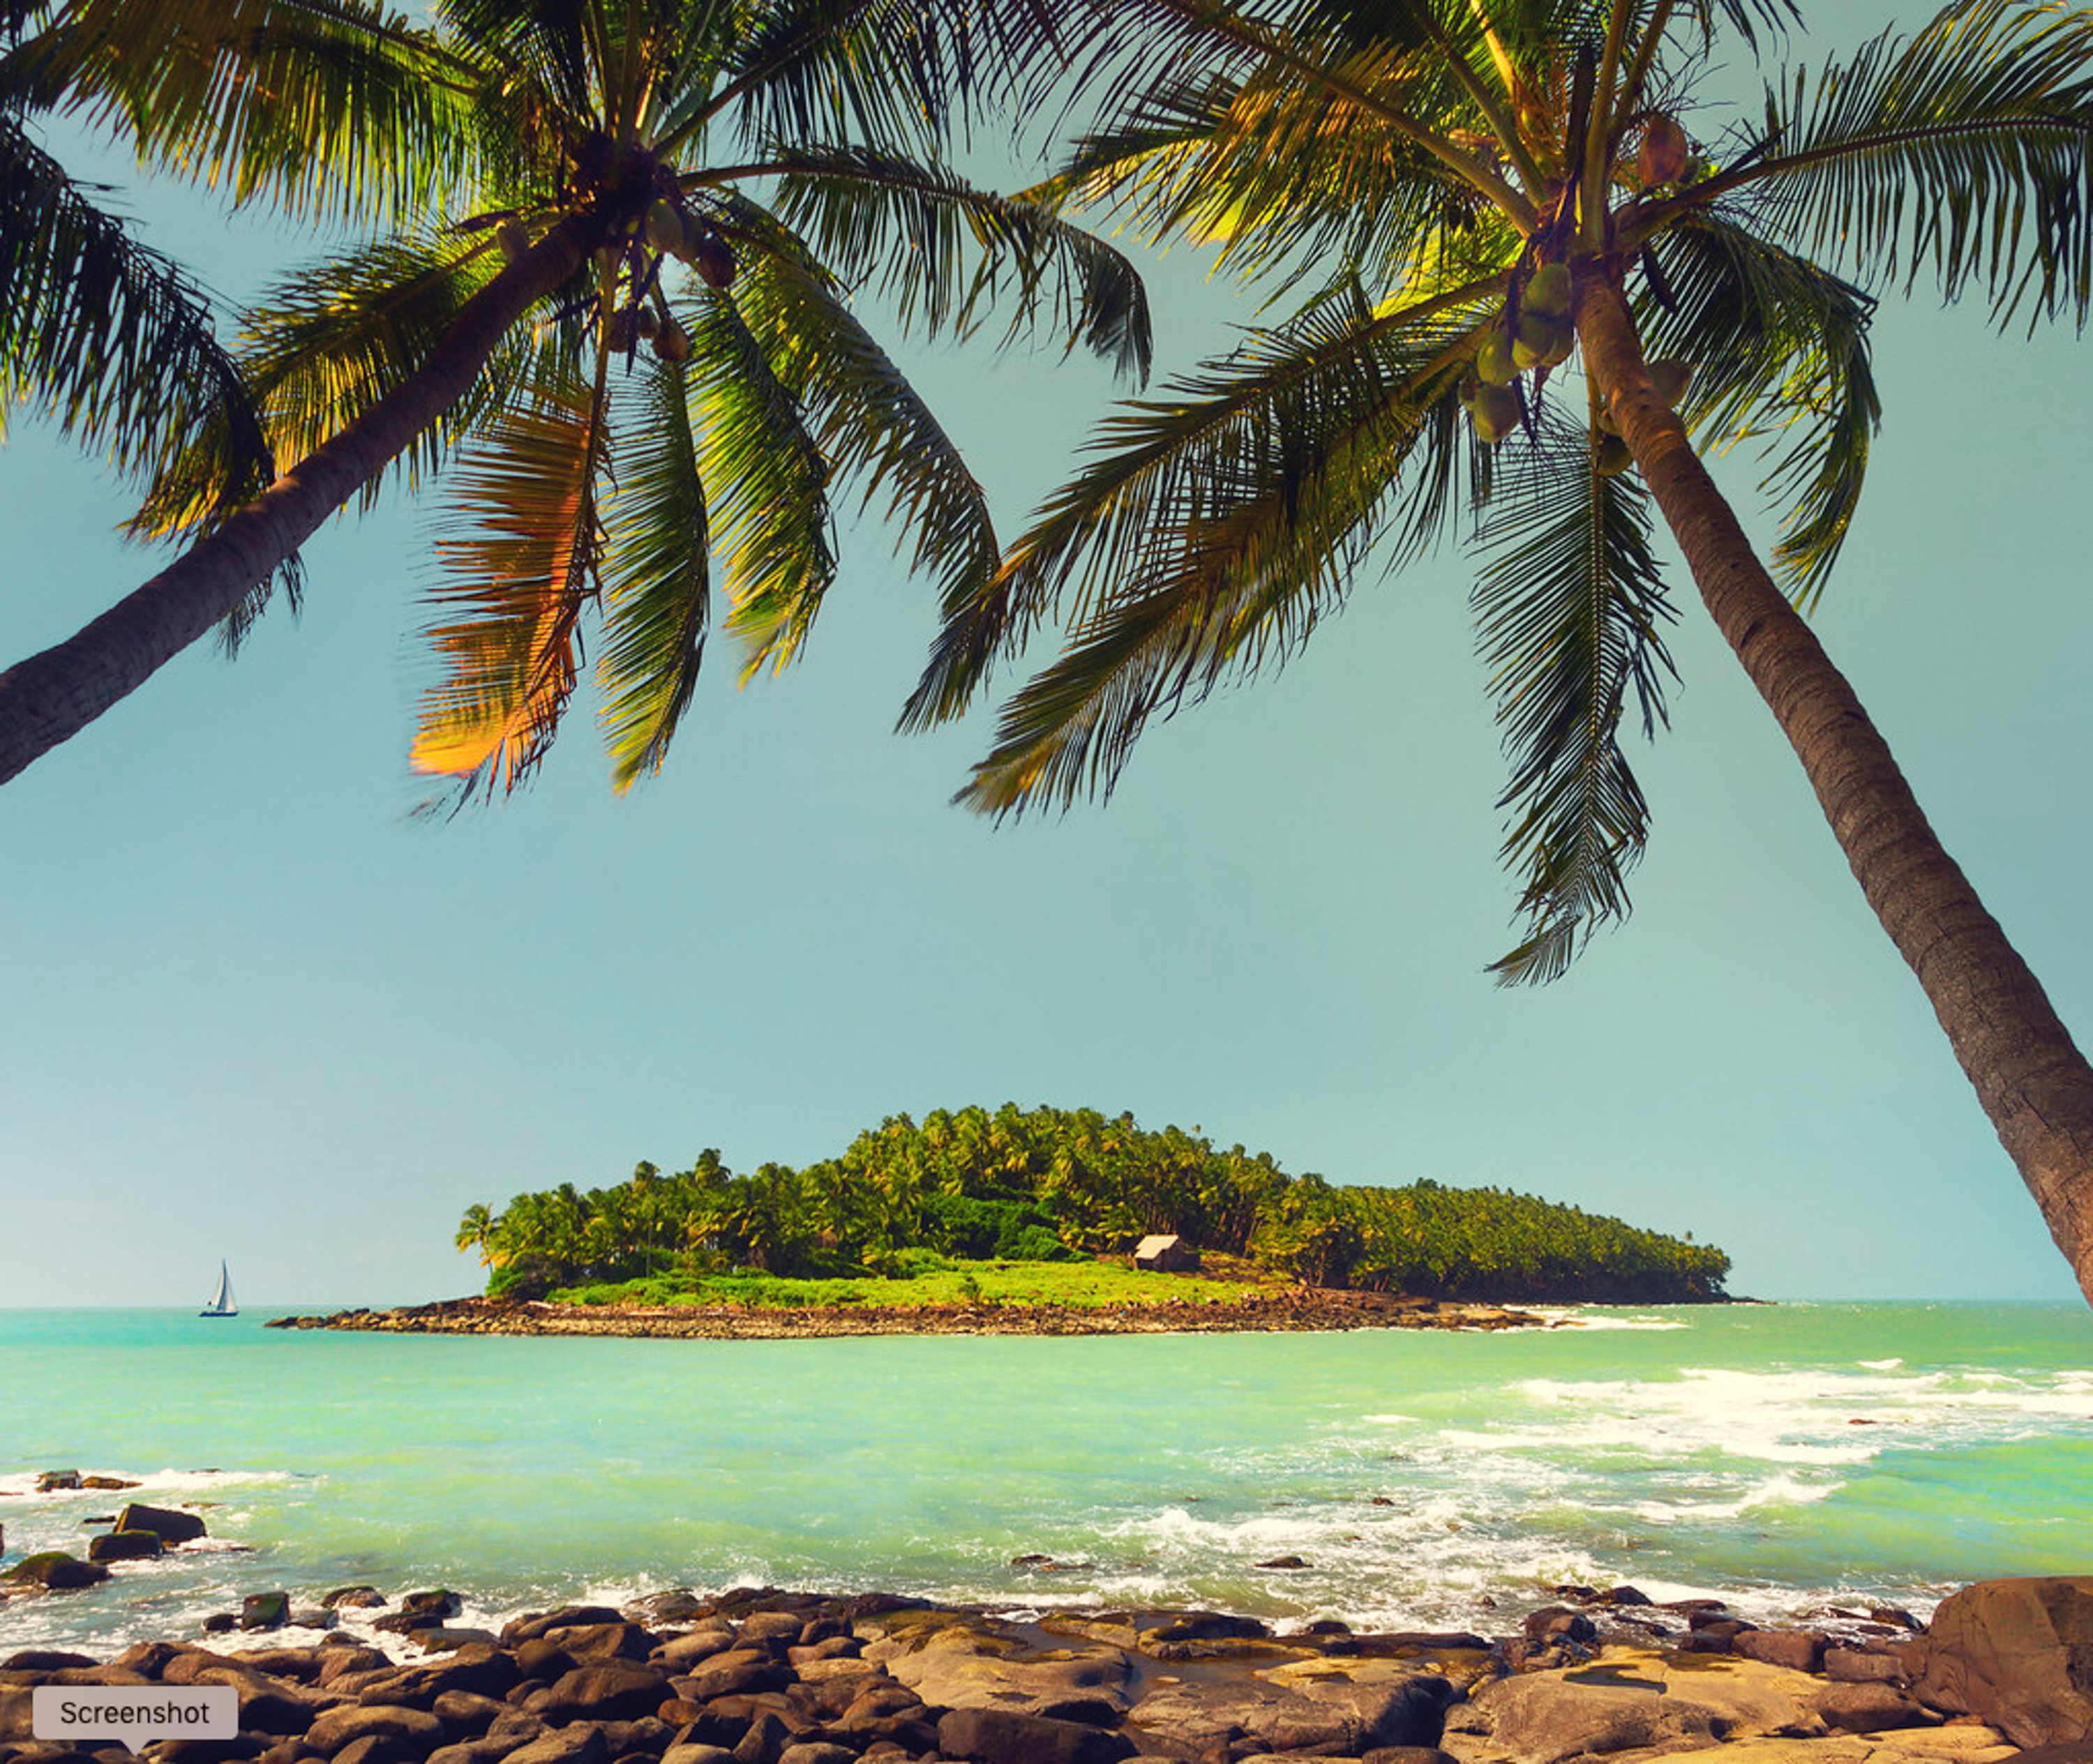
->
[262,1292,1545,1341]
[3,1573,2090,1764]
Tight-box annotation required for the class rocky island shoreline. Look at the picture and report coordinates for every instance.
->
[4,1548,2088,1764]
[261,1292,1547,1341]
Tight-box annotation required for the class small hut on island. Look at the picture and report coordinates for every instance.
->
[1133,1233,1201,1273]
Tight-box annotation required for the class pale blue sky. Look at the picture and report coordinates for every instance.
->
[3,3,2088,1306]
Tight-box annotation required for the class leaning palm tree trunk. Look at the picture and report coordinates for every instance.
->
[1577,267,2093,1304]
[0,218,595,785]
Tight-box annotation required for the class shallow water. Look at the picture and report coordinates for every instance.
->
[2,1302,2089,1654]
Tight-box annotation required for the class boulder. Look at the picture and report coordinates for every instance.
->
[936,1706,1135,1764]
[1,1650,98,1671]
[36,1470,82,1492]
[657,1629,737,1671]
[1826,1648,1910,1684]
[504,1608,624,1646]
[879,1625,1132,1723]
[736,1613,805,1649]
[242,1592,292,1631]
[659,1749,735,1764]
[426,1740,519,1764]
[3,1551,110,1590]
[1916,1577,2093,1747]
[1522,1609,1597,1645]
[673,1651,790,1701]
[114,1504,207,1545]
[86,1530,164,1564]
[1736,1632,1829,1674]
[1810,1682,1937,1733]
[80,1477,142,1492]
[303,1704,447,1758]
[530,1664,671,1724]
[502,1728,611,1764]
[331,1737,424,1764]
[324,1588,388,1611]
[1130,1662,1447,1759]
[353,1647,523,1708]
[774,1746,855,1764]
[543,1625,655,1664]
[1441,1645,1829,1764]
[431,1691,509,1737]
[624,1590,708,1625]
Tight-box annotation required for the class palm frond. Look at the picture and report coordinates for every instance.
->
[437,0,592,121]
[727,227,999,693]
[0,114,282,610]
[1638,211,1879,603]
[682,285,835,681]
[135,229,516,538]
[1680,0,2093,329]
[410,356,610,798]
[1472,405,1678,986]
[41,0,482,227]
[749,146,1152,379]
[599,356,710,791]
[954,280,1490,813]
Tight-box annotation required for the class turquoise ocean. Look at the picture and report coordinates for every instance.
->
[3,1302,2090,1656]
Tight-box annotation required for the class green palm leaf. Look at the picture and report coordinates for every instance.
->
[1472,405,1678,986]
[682,284,836,681]
[753,146,1152,378]
[599,356,710,792]
[954,280,1490,812]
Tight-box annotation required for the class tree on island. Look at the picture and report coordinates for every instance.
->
[0,0,1148,794]
[458,1102,1732,1302]
[914,0,2093,1302]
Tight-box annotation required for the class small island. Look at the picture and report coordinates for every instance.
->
[276,1104,1730,1338]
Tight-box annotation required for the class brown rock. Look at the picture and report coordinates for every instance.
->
[656,1631,737,1671]
[1735,1631,1829,1674]
[543,1626,655,1665]
[504,1608,626,1646]
[936,1706,1134,1764]
[322,1588,386,1611]
[532,1664,672,1724]
[502,1728,612,1764]
[113,1505,207,1546]
[675,1652,788,1702]
[1810,1681,1937,1732]
[331,1738,421,1764]
[87,1530,163,1564]
[1916,1577,2093,1747]
[303,1705,446,1757]
[1826,1647,1909,1684]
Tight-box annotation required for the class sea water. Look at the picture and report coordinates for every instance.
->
[2,1302,2089,1654]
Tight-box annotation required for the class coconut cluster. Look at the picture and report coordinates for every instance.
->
[1458,262,1574,446]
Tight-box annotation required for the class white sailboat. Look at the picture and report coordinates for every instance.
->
[200,1260,238,1318]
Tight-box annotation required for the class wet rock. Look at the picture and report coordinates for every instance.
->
[303,1705,447,1758]
[543,1625,655,1665]
[624,1591,708,1626]
[330,1737,423,1764]
[1255,1556,1310,1570]
[3,1552,110,1591]
[504,1609,625,1648]
[1,1651,98,1671]
[242,1593,292,1632]
[79,1477,141,1493]
[114,1505,207,1546]
[36,1472,82,1493]
[673,1652,790,1702]
[736,1614,804,1649]
[1521,1610,1596,1646]
[410,1629,500,1654]
[323,1589,387,1611]
[1916,1577,2093,1747]
[657,1629,737,1671]
[529,1663,671,1724]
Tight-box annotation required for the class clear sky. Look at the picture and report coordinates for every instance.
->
[4,3,2088,1308]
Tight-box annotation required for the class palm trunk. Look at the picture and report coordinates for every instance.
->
[0,216,599,785]
[1575,264,2093,1304]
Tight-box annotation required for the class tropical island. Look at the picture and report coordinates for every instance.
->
[274,1105,1730,1338]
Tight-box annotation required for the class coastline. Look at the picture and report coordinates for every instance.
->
[261,1290,1549,1339]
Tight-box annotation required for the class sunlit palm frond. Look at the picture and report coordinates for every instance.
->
[411,358,610,798]
[729,231,999,688]
[682,285,835,681]
[751,147,1151,379]
[43,0,481,227]
[954,281,1489,812]
[436,0,592,120]
[1683,0,2093,329]
[0,114,276,525]
[1639,211,1880,603]
[599,356,710,792]
[1472,406,1678,986]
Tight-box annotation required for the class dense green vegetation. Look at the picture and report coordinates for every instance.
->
[457,1104,1729,1304]
[550,1258,1266,1311]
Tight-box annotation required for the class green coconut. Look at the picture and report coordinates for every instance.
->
[603,309,638,352]
[645,198,685,257]
[1513,310,1573,371]
[1471,384,1520,445]
[1525,262,1571,319]
[1596,434,1634,477]
[693,228,737,289]
[1476,326,1518,387]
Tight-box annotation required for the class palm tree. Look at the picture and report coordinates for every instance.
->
[0,0,1150,791]
[919,0,2093,1301]
[453,1201,499,1268]
[1,1,274,535]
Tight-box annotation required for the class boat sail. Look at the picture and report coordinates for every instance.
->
[200,1261,237,1318]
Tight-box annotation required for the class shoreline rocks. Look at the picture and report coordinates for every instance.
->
[262,1292,1546,1341]
[0,1579,2085,1764]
